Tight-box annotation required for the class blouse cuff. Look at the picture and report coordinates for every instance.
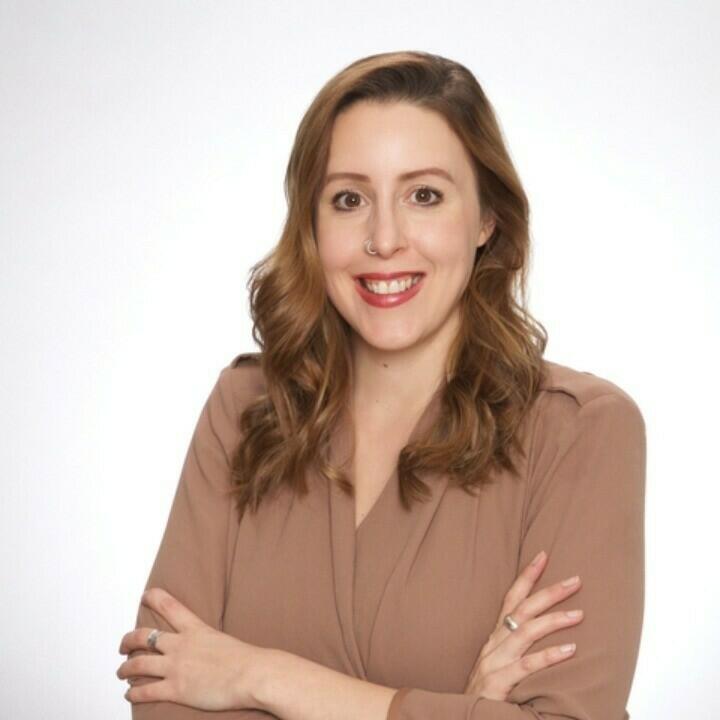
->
[386,686,529,720]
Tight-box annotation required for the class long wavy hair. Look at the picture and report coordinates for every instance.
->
[229,50,548,524]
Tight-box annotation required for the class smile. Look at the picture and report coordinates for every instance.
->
[354,273,425,308]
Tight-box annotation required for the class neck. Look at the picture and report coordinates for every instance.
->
[349,310,459,422]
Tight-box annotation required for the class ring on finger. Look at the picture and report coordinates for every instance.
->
[147,628,164,650]
[503,614,519,631]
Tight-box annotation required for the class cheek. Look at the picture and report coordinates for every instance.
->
[316,218,361,271]
[415,214,475,267]
[316,231,358,306]
[317,240,351,271]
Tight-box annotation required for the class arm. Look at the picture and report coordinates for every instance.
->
[127,361,273,718]
[253,647,553,720]
[255,649,397,720]
[254,391,646,720]
[385,391,647,720]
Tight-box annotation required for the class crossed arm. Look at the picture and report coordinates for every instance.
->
[253,649,398,720]
[124,363,646,720]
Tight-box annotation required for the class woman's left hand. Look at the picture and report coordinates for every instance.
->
[116,587,266,711]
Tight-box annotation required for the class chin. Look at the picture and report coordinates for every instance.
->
[356,328,424,353]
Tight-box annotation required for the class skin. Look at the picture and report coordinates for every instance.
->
[315,99,496,426]
[316,99,497,525]
[116,556,583,712]
[115,101,584,712]
[116,588,265,709]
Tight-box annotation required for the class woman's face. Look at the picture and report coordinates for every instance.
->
[315,100,495,354]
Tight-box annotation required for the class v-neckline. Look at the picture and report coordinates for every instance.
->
[336,383,446,536]
[354,464,395,534]
[325,382,449,678]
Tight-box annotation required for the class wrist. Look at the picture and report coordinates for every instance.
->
[250,646,291,713]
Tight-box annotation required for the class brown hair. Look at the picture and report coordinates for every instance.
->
[230,50,548,523]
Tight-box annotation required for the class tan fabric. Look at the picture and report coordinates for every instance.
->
[130,351,646,719]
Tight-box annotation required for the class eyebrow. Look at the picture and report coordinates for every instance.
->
[323,166,455,187]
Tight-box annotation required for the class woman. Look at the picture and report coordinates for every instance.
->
[116,50,646,719]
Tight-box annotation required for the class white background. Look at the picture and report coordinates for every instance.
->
[1,1,718,718]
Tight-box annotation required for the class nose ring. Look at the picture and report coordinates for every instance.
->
[365,238,377,255]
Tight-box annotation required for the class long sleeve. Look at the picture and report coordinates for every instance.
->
[127,362,260,718]
[386,390,646,720]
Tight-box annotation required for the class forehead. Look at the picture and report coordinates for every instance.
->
[325,101,474,181]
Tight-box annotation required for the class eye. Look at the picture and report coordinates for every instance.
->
[331,188,364,212]
[329,185,444,212]
[411,185,443,205]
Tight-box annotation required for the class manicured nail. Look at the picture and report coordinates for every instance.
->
[531,550,546,566]
[560,643,576,653]
[565,609,583,618]
[562,575,580,587]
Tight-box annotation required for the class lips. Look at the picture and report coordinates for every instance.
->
[353,271,426,281]
[354,273,425,308]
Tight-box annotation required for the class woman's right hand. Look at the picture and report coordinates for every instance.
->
[464,550,584,701]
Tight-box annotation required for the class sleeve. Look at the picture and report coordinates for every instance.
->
[386,391,647,720]
[127,362,276,718]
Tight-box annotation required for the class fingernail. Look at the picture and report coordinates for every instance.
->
[565,609,583,618]
[562,575,580,587]
[531,550,546,566]
[560,643,576,653]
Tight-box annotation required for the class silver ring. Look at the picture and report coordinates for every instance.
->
[147,628,163,650]
[365,238,377,255]
[503,614,519,631]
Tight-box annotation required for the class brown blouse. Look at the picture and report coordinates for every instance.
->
[129,351,646,719]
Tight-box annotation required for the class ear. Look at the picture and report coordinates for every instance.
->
[476,213,496,249]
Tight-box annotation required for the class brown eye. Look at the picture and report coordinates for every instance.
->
[413,186,443,205]
[330,186,443,212]
[331,189,363,212]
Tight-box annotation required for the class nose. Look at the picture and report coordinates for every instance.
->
[368,199,408,258]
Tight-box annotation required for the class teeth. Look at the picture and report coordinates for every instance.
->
[361,274,422,295]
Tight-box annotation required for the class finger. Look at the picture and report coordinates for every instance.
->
[491,641,577,691]
[141,587,205,633]
[486,573,582,657]
[116,653,168,682]
[125,677,175,704]
[479,608,583,677]
[512,574,583,626]
[119,627,178,655]
[478,551,547,659]
[125,673,162,688]
[497,551,547,628]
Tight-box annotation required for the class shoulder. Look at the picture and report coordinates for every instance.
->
[539,358,640,409]
[522,360,647,544]
[216,351,268,411]
[228,351,263,371]
[533,358,645,447]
